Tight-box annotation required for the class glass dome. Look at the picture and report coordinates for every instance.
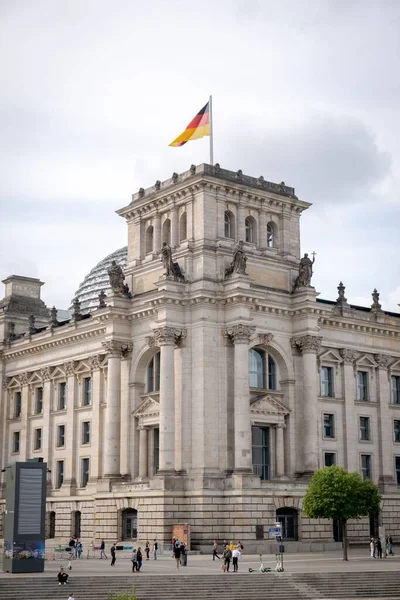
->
[71,247,128,314]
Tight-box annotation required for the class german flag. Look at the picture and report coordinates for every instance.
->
[169,102,210,147]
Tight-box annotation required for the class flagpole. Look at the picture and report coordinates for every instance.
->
[209,94,214,165]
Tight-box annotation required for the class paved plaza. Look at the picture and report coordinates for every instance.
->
[1,548,399,578]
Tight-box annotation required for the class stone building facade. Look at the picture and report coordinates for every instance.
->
[0,163,399,552]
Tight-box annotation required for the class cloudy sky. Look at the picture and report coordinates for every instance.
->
[0,0,399,311]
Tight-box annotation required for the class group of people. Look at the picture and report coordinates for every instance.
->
[68,537,83,559]
[370,535,394,558]
[212,540,244,572]
[104,539,159,568]
[172,538,187,570]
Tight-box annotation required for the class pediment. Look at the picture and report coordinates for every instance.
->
[51,366,66,380]
[355,354,377,369]
[390,359,400,372]
[318,349,342,364]
[6,376,21,389]
[74,360,91,374]
[28,372,43,385]
[250,394,290,416]
[133,396,160,418]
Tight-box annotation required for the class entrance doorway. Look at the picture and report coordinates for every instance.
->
[276,507,298,540]
[122,509,138,540]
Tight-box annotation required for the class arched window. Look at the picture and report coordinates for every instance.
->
[147,351,161,392]
[179,212,187,242]
[249,349,277,390]
[276,507,298,540]
[245,216,257,244]
[224,211,234,239]
[146,225,154,254]
[162,219,171,244]
[73,511,81,538]
[122,509,137,540]
[267,222,276,248]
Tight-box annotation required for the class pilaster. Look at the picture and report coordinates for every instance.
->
[375,353,396,491]
[340,348,358,472]
[19,372,29,460]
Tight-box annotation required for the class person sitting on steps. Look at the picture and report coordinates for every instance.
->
[57,566,69,585]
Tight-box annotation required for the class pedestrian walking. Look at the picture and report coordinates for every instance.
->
[376,537,383,559]
[212,540,220,560]
[370,538,375,558]
[76,541,83,559]
[232,547,241,572]
[153,539,158,560]
[387,534,394,555]
[137,547,143,572]
[173,539,181,570]
[100,540,107,560]
[131,548,138,572]
[67,595,75,600]
[110,543,116,566]
[145,541,150,560]
[180,542,187,567]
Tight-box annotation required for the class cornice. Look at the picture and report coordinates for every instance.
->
[3,327,106,360]
[319,316,400,338]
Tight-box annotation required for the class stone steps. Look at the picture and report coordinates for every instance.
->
[1,572,400,600]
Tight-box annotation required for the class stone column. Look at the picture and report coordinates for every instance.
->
[171,206,179,247]
[224,324,255,471]
[340,349,358,472]
[154,212,161,253]
[259,210,267,249]
[375,354,393,487]
[237,201,245,242]
[63,362,77,491]
[291,335,322,473]
[41,369,52,462]
[120,352,131,477]
[102,341,131,478]
[89,355,102,481]
[154,327,178,473]
[19,372,30,460]
[275,423,286,476]
[138,425,148,479]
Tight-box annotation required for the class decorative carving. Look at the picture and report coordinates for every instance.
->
[336,282,348,305]
[7,322,16,341]
[40,366,52,381]
[291,335,322,354]
[293,252,316,290]
[275,422,286,429]
[236,169,243,180]
[107,260,132,297]
[138,187,145,198]
[49,306,58,329]
[98,290,107,309]
[64,361,76,376]
[172,172,178,183]
[190,164,196,175]
[153,327,186,346]
[72,297,82,322]
[374,353,391,369]
[89,355,102,370]
[3,377,11,390]
[258,333,274,346]
[339,348,357,364]
[371,288,382,312]
[20,372,29,386]
[146,335,156,348]
[102,340,133,357]
[257,176,265,187]
[223,324,256,343]
[225,240,247,278]
[214,163,221,174]
[160,242,185,281]
[155,180,161,191]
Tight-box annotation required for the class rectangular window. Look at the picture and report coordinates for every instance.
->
[392,376,400,404]
[34,428,42,451]
[321,366,333,397]
[82,421,90,445]
[83,377,92,406]
[35,387,43,414]
[57,424,65,448]
[58,382,66,410]
[13,431,20,453]
[153,427,159,474]
[394,420,400,443]
[324,452,336,467]
[360,416,370,441]
[323,413,335,438]
[252,426,270,480]
[357,371,368,401]
[361,454,371,480]
[81,457,90,487]
[56,460,64,489]
[14,391,22,418]
[395,457,400,485]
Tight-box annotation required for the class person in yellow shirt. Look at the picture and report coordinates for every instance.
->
[229,541,235,551]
